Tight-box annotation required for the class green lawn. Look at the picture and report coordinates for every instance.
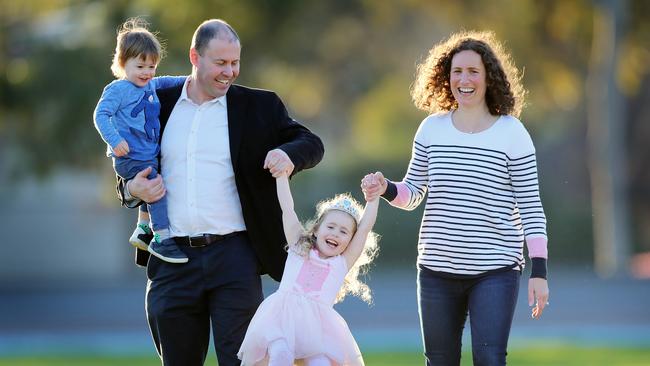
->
[1,347,649,366]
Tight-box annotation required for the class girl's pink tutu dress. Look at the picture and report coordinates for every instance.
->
[238,248,364,366]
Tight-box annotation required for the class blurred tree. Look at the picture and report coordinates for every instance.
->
[624,0,650,257]
[628,74,650,257]
[586,0,631,277]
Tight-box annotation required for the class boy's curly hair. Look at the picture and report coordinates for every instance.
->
[411,30,526,118]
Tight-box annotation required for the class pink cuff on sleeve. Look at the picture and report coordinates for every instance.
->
[526,236,548,259]
[392,183,411,207]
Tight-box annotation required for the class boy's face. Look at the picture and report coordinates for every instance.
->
[124,56,157,87]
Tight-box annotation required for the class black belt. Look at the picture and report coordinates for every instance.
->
[173,231,242,248]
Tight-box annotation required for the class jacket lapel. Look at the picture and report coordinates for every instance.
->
[227,85,246,169]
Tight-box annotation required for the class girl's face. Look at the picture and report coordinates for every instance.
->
[314,210,356,258]
[124,55,157,87]
[449,50,487,109]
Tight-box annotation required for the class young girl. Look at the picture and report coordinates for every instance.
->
[238,173,380,366]
[93,18,187,263]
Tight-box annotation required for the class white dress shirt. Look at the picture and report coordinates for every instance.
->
[160,80,246,237]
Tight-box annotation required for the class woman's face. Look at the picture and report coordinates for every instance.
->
[449,50,487,109]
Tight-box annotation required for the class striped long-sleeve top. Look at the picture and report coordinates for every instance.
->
[384,112,548,277]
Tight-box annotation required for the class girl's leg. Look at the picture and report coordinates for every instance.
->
[468,270,520,366]
[418,267,468,366]
[304,354,331,366]
[268,339,293,366]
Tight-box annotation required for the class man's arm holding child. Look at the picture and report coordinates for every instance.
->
[117,167,165,208]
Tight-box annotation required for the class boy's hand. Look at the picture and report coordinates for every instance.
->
[113,140,130,157]
[361,172,387,201]
[264,149,294,178]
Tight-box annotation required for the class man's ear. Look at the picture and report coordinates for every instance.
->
[189,48,199,67]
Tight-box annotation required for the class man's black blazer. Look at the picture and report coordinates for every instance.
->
[121,83,324,281]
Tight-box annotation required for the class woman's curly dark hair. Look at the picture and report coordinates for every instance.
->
[411,30,526,118]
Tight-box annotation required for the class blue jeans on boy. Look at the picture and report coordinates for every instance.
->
[417,266,520,366]
[114,157,168,232]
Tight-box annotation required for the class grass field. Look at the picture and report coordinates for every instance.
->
[1,347,649,366]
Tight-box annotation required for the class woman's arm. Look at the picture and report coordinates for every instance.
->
[508,123,549,319]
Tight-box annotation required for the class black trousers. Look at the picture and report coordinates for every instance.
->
[145,232,263,366]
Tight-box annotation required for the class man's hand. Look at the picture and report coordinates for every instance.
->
[127,166,165,203]
[113,140,130,157]
[264,149,294,178]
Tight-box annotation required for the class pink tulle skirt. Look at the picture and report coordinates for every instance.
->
[238,290,364,366]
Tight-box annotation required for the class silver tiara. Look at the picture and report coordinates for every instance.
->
[327,197,361,223]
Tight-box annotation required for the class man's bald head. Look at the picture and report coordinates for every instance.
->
[191,19,240,55]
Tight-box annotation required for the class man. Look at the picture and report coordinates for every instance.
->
[118,19,324,365]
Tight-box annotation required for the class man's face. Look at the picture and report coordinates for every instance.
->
[191,37,241,99]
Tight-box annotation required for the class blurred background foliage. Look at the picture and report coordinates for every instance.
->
[1,0,649,270]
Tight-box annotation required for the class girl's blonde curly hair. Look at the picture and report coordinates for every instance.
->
[290,193,379,304]
[411,30,526,118]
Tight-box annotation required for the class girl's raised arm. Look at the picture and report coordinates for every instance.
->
[276,174,303,247]
[343,198,379,269]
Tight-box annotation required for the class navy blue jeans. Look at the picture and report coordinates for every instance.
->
[418,267,520,366]
[113,157,168,231]
[145,232,263,366]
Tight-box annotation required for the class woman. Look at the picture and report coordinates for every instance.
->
[361,31,549,366]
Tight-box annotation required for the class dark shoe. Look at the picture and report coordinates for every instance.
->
[148,237,188,264]
[129,224,153,251]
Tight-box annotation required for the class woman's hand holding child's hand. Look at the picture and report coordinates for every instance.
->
[361,172,387,201]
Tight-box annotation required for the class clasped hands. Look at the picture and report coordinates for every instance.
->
[360,172,388,201]
[264,149,294,177]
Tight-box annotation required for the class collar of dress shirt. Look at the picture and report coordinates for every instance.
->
[178,78,227,107]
